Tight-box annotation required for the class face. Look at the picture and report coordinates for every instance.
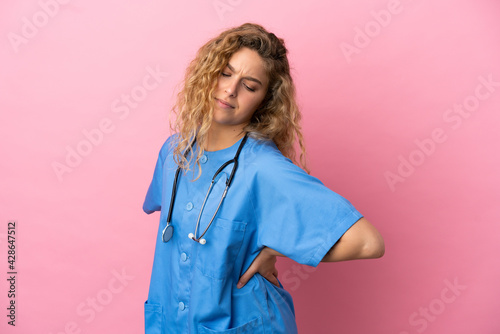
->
[212,47,269,130]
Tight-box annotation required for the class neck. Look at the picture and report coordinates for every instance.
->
[205,123,246,151]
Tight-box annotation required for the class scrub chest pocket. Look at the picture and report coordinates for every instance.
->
[144,301,162,334]
[195,217,247,279]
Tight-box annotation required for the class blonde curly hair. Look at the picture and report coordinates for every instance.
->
[170,22,308,177]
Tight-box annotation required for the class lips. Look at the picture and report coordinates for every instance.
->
[216,98,235,108]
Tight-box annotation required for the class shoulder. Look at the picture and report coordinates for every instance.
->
[243,136,288,167]
[158,133,179,160]
[242,135,313,181]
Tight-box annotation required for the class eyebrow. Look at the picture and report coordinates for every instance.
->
[226,63,263,86]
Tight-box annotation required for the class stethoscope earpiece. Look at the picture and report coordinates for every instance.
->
[187,233,207,245]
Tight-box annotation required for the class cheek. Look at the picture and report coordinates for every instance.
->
[215,81,222,92]
[244,97,262,114]
[214,77,223,90]
[249,91,266,105]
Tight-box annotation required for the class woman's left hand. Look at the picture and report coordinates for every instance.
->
[237,247,279,288]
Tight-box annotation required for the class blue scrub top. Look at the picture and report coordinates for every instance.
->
[142,134,363,334]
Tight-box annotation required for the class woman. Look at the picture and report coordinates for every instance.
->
[143,22,384,334]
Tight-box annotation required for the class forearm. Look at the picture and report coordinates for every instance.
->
[261,247,285,257]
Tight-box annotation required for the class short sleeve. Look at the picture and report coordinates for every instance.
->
[142,136,174,214]
[251,144,363,267]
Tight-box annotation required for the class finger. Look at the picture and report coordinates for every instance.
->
[266,274,280,287]
[237,262,258,289]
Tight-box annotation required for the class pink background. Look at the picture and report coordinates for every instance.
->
[2,0,500,333]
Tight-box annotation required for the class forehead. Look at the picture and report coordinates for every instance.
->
[226,47,268,82]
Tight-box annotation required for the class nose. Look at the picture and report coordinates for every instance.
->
[225,77,238,97]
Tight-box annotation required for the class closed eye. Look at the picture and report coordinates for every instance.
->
[220,72,256,92]
[244,84,255,92]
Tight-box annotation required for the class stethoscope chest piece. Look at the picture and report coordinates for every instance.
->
[162,224,174,242]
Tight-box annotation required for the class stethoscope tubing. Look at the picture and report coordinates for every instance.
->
[163,133,248,244]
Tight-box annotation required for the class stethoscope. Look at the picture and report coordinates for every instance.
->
[162,133,248,245]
